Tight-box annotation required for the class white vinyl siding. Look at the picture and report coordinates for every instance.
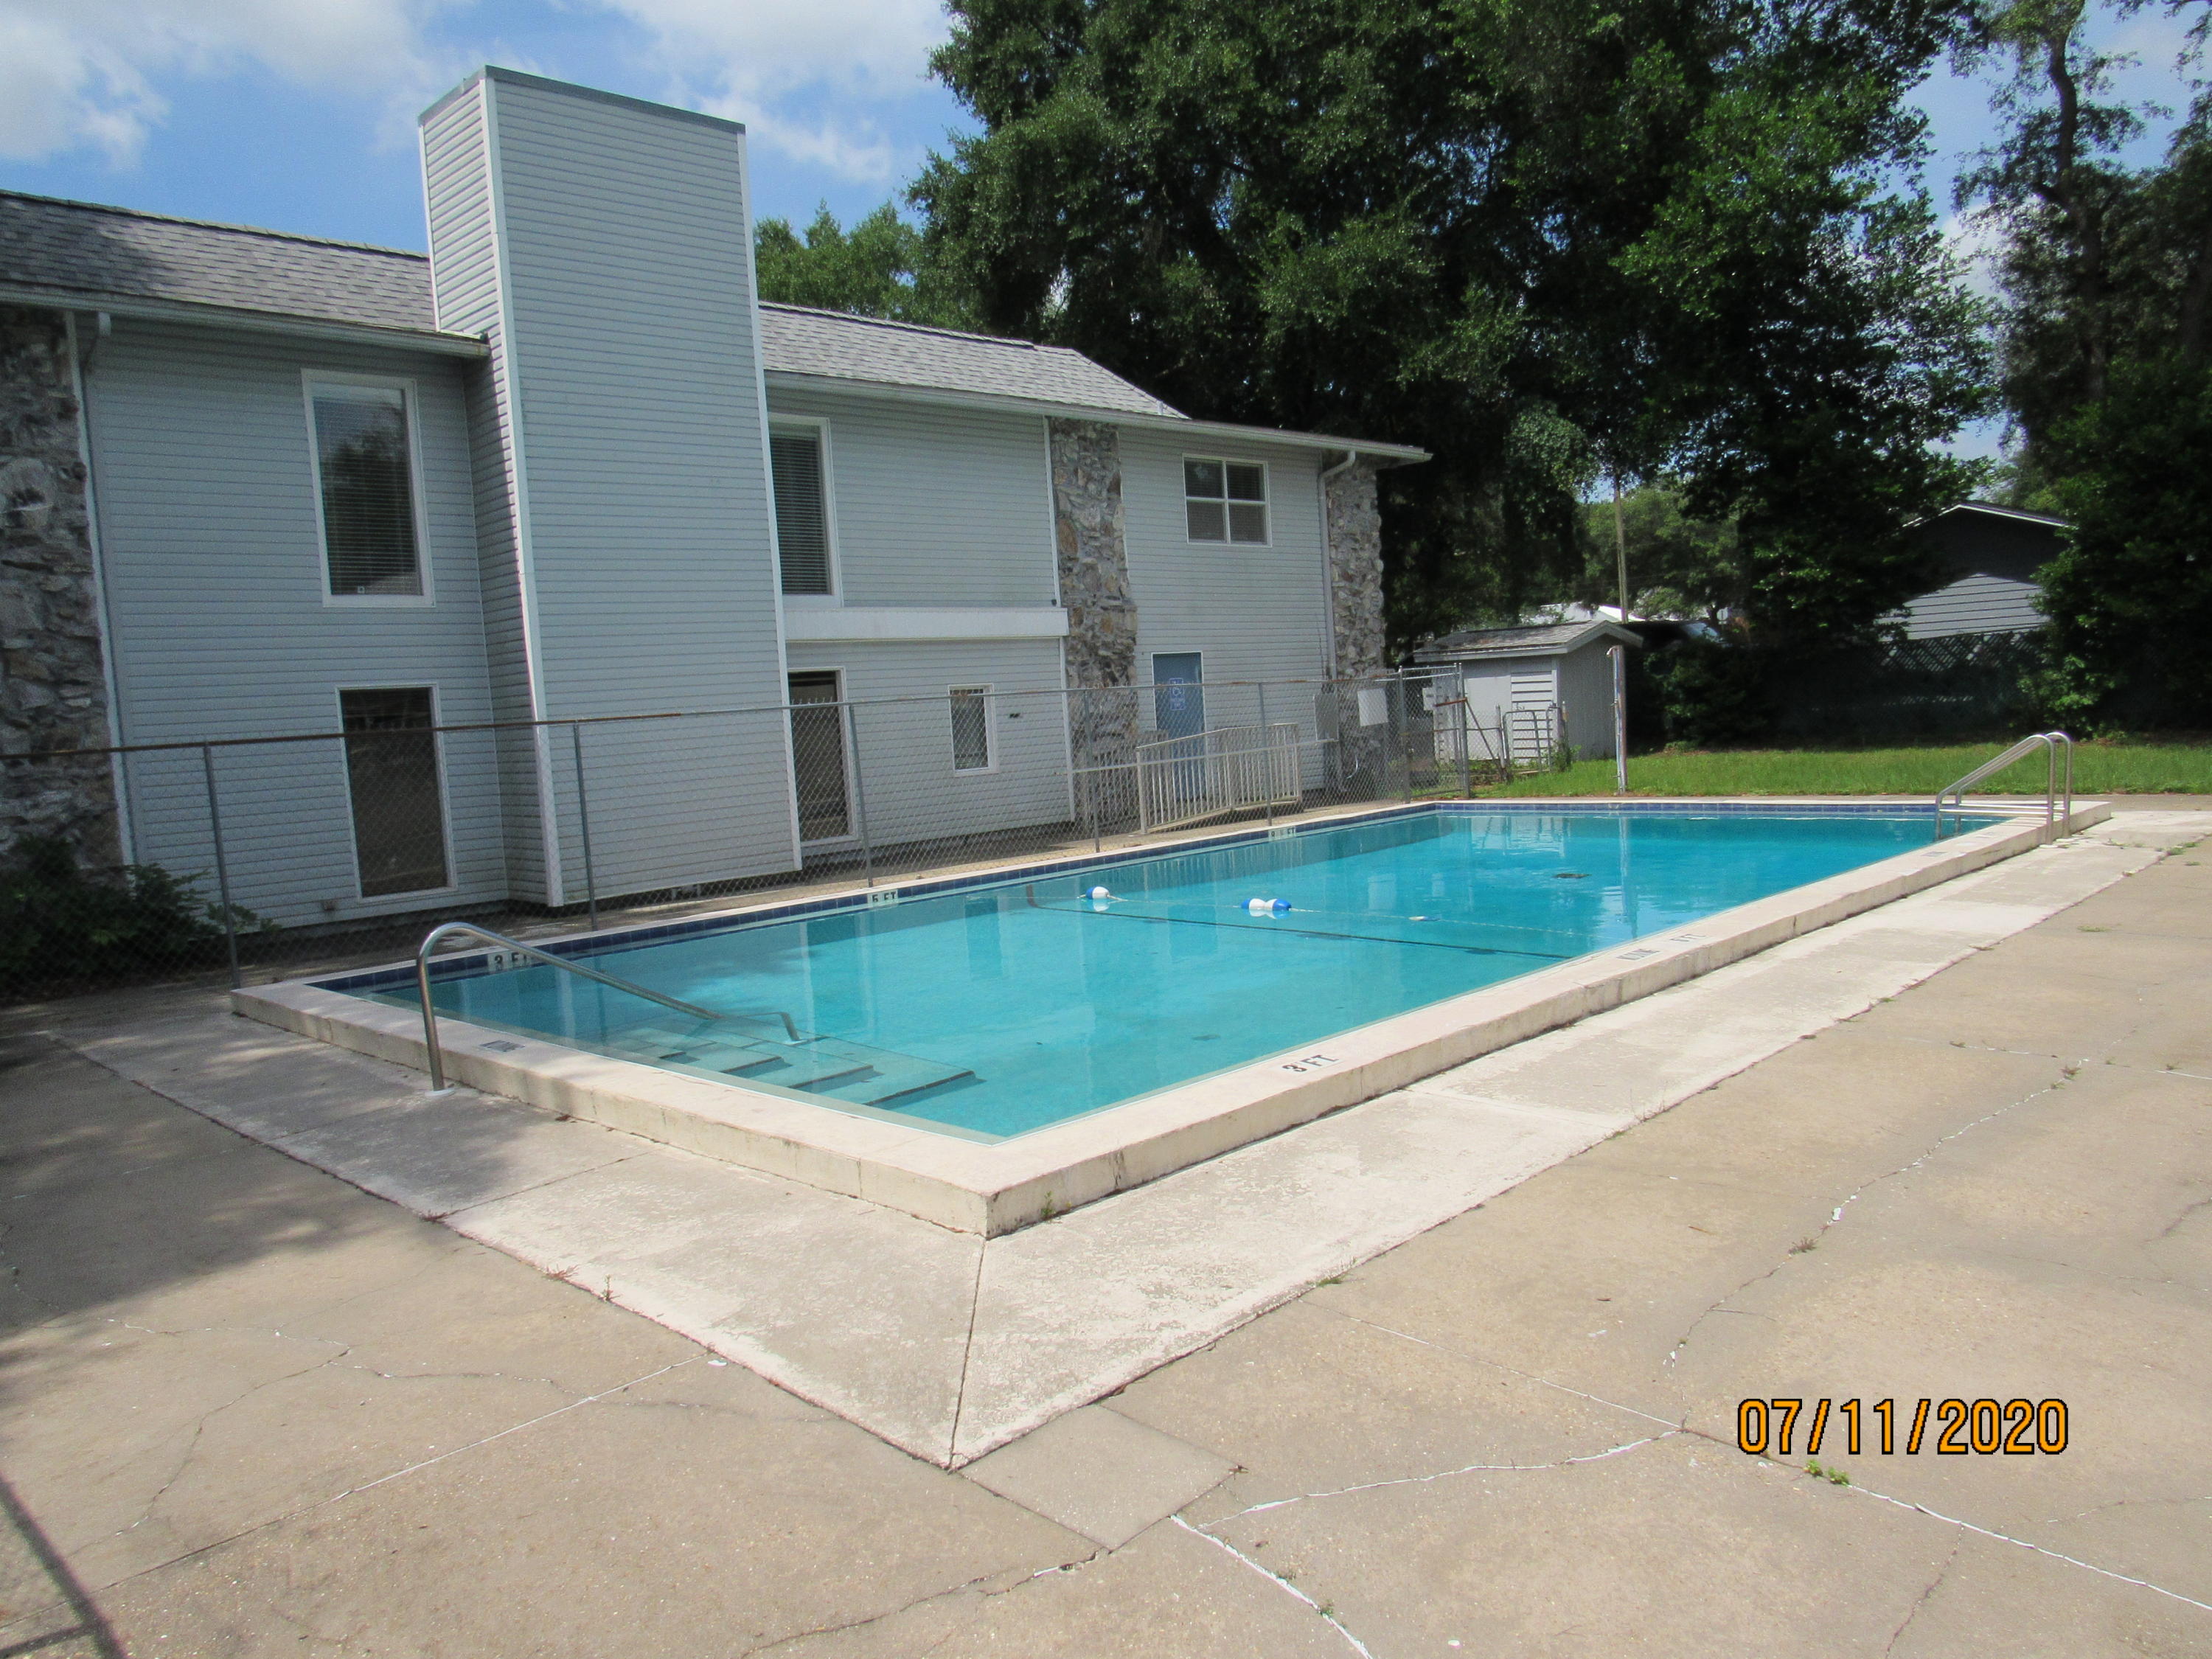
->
[425,71,801,899]
[783,641,1068,847]
[765,385,1057,608]
[83,318,501,927]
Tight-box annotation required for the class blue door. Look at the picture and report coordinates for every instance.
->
[1153,653,1205,740]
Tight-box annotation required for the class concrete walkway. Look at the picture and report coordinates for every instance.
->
[1,813,2207,1654]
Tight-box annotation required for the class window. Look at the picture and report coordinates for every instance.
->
[771,425,833,594]
[787,671,850,840]
[339,688,450,896]
[1183,458,1267,544]
[949,685,993,773]
[310,380,423,598]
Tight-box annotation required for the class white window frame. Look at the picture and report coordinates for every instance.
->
[769,414,841,606]
[1181,455,1272,549]
[330,681,459,904]
[303,370,435,608]
[948,682,997,776]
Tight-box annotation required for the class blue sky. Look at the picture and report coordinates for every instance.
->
[2,0,2197,456]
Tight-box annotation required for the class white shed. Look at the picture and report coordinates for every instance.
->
[1412,621,1641,760]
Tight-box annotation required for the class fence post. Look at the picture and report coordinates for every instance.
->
[1256,681,1273,827]
[1399,676,1413,803]
[844,700,874,885]
[570,722,599,930]
[199,743,241,990]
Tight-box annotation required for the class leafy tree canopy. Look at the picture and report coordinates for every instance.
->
[915,0,1993,648]
[1960,0,2212,723]
[755,203,981,330]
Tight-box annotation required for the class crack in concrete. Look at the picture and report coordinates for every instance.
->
[941,1239,991,1468]
[1841,1482,2212,1616]
[1203,1430,1681,1523]
[1318,1308,1680,1430]
[737,1552,1103,1656]
[2152,1193,2212,1245]
[1169,1516,1376,1658]
[1880,1537,1959,1656]
[1666,1076,2067,1367]
[78,1356,703,1599]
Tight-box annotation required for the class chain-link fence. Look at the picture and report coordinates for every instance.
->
[0,669,1589,1004]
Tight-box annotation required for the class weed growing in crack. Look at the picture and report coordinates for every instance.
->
[1805,1458,1850,1486]
[1789,1237,1818,1253]
[1313,1275,1348,1287]
[1318,1602,1337,1618]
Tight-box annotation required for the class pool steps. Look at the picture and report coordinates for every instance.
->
[608,1017,975,1107]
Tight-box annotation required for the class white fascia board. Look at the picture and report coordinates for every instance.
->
[763,370,1430,465]
[0,285,489,358]
[781,606,1071,644]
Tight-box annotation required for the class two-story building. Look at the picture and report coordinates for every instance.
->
[0,67,1424,930]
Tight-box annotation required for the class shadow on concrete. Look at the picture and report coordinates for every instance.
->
[0,1470,126,1658]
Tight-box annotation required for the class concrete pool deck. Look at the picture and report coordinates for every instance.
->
[13,806,2190,1473]
[0,803,2205,1655]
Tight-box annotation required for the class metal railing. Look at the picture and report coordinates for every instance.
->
[1133,721,1301,832]
[411,921,796,1092]
[1936,731,2074,825]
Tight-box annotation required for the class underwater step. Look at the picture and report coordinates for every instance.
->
[609,1019,973,1102]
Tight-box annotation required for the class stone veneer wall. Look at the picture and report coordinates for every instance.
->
[1,305,120,867]
[1324,457,1387,678]
[1047,418,1141,823]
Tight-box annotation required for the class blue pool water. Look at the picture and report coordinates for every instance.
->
[367,807,1992,1140]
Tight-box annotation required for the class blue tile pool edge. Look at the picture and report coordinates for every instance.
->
[310,797,2029,997]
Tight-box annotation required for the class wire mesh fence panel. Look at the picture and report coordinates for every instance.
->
[0,669,1581,1004]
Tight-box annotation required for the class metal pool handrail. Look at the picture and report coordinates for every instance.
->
[411,922,798,1092]
[1936,731,2073,826]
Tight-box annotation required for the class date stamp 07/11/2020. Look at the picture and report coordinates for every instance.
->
[1736,1398,2069,1458]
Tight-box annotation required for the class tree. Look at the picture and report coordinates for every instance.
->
[1964,0,2212,716]
[755,204,979,330]
[1572,483,1738,624]
[2036,354,2212,723]
[916,0,1992,650]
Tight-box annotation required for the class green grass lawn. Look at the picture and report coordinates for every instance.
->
[1451,738,2212,799]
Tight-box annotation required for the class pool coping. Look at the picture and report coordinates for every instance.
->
[233,797,2109,1235]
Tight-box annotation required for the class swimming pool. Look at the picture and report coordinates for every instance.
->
[348,805,1999,1141]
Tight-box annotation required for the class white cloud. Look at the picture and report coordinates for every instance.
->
[594,0,950,181]
[0,0,442,163]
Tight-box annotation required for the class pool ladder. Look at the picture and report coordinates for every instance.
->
[1935,731,2073,827]
[412,922,973,1105]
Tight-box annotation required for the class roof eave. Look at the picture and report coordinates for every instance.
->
[763,369,1430,463]
[0,285,489,358]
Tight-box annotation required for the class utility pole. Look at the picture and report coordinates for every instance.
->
[1611,470,1630,621]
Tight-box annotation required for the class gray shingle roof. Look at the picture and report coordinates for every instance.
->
[0,191,439,335]
[0,191,1188,417]
[758,303,1182,418]
[1415,622,1640,660]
